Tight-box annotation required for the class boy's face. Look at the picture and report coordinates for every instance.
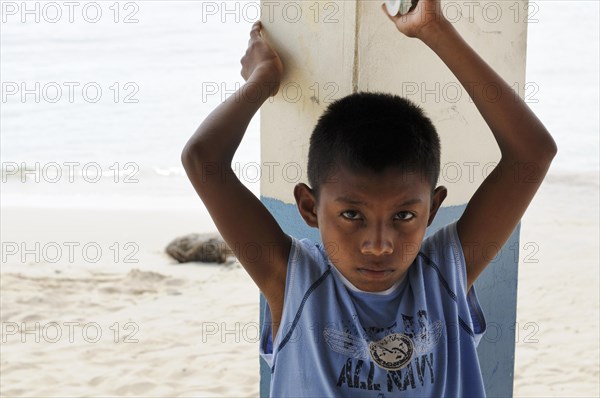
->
[294,165,447,293]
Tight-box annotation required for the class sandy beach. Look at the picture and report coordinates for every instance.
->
[1,169,598,397]
[513,170,599,396]
[0,207,260,397]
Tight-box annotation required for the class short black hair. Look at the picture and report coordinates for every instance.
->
[307,91,441,200]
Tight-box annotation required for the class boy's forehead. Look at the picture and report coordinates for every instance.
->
[320,165,432,201]
[323,164,431,190]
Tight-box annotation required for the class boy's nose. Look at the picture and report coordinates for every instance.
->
[360,224,394,256]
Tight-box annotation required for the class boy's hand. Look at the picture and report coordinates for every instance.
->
[240,21,284,97]
[381,0,448,40]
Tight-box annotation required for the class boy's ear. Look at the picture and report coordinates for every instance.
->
[294,183,319,228]
[427,186,448,227]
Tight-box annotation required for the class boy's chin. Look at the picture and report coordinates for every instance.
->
[354,270,401,292]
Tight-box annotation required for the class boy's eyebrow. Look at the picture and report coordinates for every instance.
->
[334,196,424,207]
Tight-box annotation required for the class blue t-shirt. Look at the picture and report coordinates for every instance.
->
[259,220,487,397]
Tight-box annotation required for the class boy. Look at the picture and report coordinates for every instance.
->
[181,0,557,396]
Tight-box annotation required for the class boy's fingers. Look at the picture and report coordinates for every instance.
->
[381,3,390,16]
[250,21,262,38]
[381,3,398,23]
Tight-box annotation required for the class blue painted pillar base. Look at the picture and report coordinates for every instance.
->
[259,197,519,397]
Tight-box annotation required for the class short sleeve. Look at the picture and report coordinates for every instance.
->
[259,234,301,368]
[259,299,274,367]
[259,234,311,368]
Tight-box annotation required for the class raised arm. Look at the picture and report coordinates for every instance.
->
[181,22,291,324]
[383,1,557,291]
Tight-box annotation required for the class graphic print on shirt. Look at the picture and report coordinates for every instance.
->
[401,310,444,355]
[368,333,414,370]
[324,310,444,392]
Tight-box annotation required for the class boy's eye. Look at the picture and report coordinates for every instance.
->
[341,210,361,220]
[394,211,415,221]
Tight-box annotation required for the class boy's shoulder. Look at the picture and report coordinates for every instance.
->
[418,220,470,295]
[288,235,329,266]
[284,235,332,286]
[420,220,464,262]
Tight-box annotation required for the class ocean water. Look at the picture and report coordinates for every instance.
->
[1,0,598,210]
